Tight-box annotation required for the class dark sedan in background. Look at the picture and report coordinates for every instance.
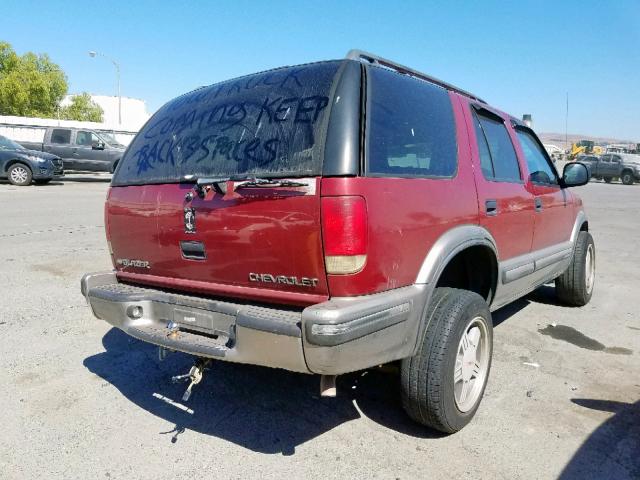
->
[0,135,64,186]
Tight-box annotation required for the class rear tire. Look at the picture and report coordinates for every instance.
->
[401,288,493,433]
[556,231,595,306]
[621,170,634,185]
[7,163,32,186]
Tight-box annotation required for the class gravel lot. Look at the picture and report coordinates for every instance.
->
[0,174,638,479]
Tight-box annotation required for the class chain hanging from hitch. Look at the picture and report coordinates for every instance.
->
[171,358,212,402]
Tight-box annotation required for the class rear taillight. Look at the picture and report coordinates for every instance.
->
[105,188,114,265]
[321,196,367,274]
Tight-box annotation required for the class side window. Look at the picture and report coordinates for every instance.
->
[472,114,494,178]
[472,110,521,182]
[611,155,621,163]
[51,129,71,144]
[515,129,558,185]
[76,131,100,146]
[600,155,610,163]
[367,67,457,178]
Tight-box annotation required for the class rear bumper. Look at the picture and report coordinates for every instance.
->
[81,271,428,375]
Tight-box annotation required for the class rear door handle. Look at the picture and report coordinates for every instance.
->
[534,198,543,212]
[485,199,498,216]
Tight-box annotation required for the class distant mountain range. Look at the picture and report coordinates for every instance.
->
[539,133,638,148]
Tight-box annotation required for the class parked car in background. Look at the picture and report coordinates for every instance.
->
[574,154,598,177]
[19,127,125,173]
[82,50,594,433]
[578,153,640,184]
[0,134,63,186]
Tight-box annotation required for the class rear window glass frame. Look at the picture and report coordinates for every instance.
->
[112,61,343,187]
[363,65,459,180]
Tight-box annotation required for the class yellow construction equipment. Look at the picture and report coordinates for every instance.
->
[569,140,604,159]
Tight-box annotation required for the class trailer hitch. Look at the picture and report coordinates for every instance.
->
[171,358,212,402]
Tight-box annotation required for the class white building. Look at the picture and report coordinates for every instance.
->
[0,94,152,146]
[61,94,151,131]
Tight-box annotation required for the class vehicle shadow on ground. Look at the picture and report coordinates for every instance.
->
[492,299,530,327]
[559,398,640,479]
[84,328,446,455]
[491,285,567,327]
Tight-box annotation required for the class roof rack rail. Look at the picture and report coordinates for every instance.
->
[346,49,486,104]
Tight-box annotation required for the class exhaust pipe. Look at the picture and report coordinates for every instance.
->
[320,375,337,397]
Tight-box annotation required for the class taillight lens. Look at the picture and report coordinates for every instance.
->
[321,196,367,274]
[105,187,114,265]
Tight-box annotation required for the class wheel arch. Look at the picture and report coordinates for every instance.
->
[4,158,32,173]
[434,244,499,304]
[570,210,589,243]
[410,225,499,354]
[415,225,499,296]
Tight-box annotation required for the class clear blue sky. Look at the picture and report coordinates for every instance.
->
[4,0,640,140]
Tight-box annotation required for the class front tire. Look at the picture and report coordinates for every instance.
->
[7,163,32,186]
[556,231,595,306]
[621,170,634,185]
[604,177,612,183]
[401,288,493,433]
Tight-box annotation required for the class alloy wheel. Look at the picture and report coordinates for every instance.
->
[454,317,490,413]
[10,166,29,185]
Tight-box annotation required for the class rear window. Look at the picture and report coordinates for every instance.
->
[113,61,341,186]
[366,66,457,178]
[51,129,71,144]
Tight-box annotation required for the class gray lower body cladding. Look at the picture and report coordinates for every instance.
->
[81,272,428,375]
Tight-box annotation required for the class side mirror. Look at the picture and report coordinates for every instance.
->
[92,141,105,150]
[562,162,590,187]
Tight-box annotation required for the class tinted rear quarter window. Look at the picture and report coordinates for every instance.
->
[113,61,341,186]
[366,67,457,178]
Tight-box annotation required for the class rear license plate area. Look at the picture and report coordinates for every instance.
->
[173,307,235,345]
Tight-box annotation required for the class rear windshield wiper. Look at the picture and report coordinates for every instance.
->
[180,175,229,198]
[234,178,308,191]
[182,175,308,199]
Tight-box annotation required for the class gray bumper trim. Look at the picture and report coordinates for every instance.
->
[302,286,423,346]
[81,271,429,375]
[82,273,302,338]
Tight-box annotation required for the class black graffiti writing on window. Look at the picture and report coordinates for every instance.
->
[142,94,328,153]
[256,95,328,125]
[133,134,282,174]
[167,67,307,111]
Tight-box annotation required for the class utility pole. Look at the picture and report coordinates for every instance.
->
[565,92,569,152]
[88,51,122,126]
